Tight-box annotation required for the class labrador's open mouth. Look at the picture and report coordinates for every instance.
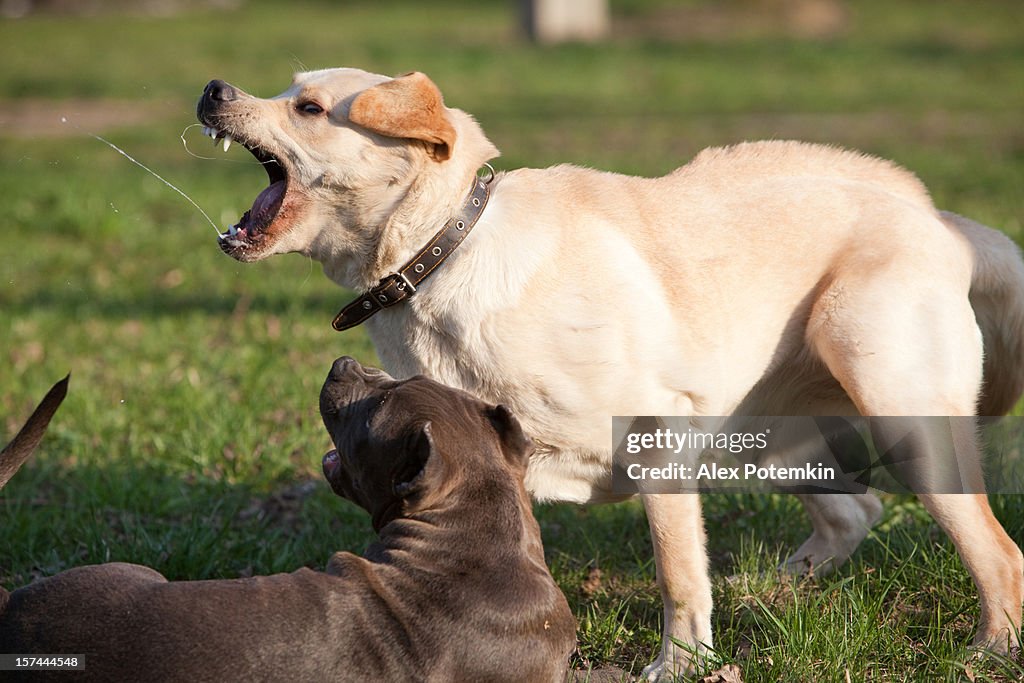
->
[200,125,290,259]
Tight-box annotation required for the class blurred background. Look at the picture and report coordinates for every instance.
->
[2,1,1023,678]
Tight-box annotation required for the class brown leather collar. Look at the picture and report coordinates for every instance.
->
[332,175,492,331]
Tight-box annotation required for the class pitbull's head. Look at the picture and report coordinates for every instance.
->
[319,357,532,531]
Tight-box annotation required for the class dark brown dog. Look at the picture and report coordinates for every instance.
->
[0,361,576,682]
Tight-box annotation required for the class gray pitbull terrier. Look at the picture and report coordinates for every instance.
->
[0,360,576,682]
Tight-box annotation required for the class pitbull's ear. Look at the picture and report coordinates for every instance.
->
[393,421,436,498]
[487,404,534,467]
[349,72,456,162]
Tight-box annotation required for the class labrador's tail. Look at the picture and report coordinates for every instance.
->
[943,211,1024,415]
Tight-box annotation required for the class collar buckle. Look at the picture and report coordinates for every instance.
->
[394,270,417,294]
[332,171,492,332]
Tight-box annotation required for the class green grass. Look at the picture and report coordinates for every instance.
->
[2,0,1024,679]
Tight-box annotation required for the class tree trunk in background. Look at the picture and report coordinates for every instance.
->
[521,0,610,44]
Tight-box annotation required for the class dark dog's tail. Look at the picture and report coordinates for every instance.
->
[0,374,68,614]
[0,375,69,490]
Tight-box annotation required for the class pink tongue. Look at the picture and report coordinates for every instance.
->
[251,180,286,220]
[323,450,340,477]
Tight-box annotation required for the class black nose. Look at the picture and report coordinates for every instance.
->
[198,79,239,119]
[330,356,360,381]
[204,79,238,102]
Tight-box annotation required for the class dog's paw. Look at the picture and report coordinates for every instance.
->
[640,659,677,683]
[970,625,1021,656]
[641,643,720,682]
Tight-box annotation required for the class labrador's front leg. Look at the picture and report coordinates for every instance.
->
[640,493,714,681]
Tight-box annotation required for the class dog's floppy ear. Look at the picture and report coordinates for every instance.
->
[348,72,456,162]
[487,404,534,467]
[393,421,436,498]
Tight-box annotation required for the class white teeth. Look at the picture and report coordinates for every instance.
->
[200,126,230,149]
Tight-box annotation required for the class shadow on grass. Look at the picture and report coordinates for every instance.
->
[0,456,373,589]
[2,286,352,323]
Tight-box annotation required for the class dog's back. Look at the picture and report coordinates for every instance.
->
[676,139,935,208]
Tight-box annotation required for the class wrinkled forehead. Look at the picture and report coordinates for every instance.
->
[387,377,486,423]
[277,67,390,102]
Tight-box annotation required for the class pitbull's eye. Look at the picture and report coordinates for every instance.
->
[365,391,391,428]
[298,102,324,116]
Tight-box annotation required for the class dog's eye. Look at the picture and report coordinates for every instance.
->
[298,102,324,116]
[365,391,391,429]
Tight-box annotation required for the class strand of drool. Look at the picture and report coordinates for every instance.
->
[62,116,222,235]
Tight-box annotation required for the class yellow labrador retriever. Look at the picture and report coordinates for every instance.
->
[197,68,1024,679]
